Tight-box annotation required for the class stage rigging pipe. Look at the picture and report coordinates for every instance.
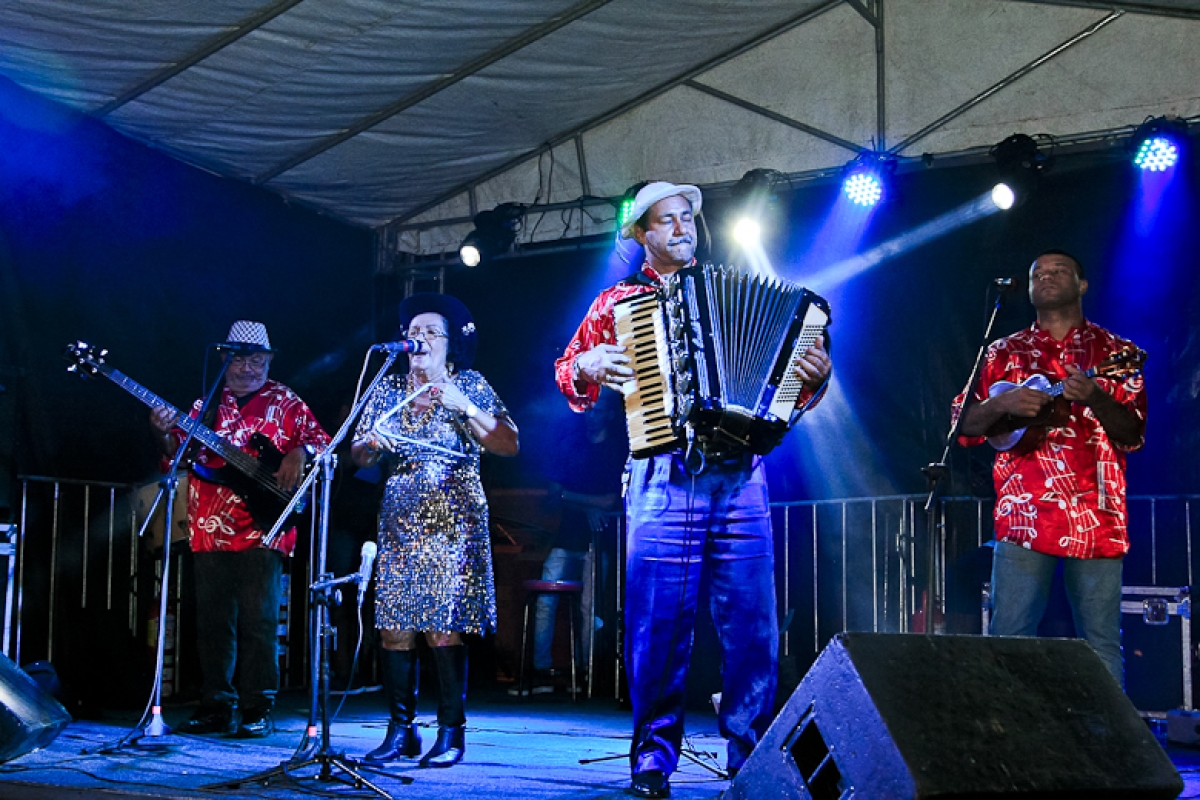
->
[889,10,1123,154]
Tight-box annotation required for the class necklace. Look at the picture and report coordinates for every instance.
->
[401,372,445,431]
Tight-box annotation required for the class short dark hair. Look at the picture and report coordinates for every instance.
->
[1034,248,1084,279]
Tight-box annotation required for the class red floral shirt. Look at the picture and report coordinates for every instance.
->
[952,321,1146,559]
[171,380,330,555]
[555,265,662,412]
[555,263,822,413]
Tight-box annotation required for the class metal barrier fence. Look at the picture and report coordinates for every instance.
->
[12,475,1196,707]
[12,475,306,708]
[768,494,1196,664]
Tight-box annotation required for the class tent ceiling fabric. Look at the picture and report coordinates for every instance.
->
[1,0,1198,254]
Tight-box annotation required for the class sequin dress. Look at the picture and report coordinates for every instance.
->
[356,369,507,635]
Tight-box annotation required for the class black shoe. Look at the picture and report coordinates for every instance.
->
[364,720,422,762]
[418,725,465,768]
[531,668,556,695]
[236,708,274,738]
[176,705,238,735]
[628,769,670,798]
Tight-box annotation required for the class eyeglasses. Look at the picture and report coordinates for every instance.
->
[405,327,449,341]
[228,354,269,368]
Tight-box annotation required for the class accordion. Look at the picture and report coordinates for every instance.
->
[614,264,830,459]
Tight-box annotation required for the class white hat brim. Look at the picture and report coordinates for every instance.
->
[620,182,702,239]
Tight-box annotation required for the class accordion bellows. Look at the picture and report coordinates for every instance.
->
[615,264,830,459]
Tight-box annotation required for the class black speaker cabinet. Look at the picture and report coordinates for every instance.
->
[0,654,70,763]
[726,633,1182,799]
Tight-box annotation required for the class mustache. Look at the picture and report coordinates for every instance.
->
[668,235,694,246]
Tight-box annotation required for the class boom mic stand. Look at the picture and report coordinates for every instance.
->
[920,280,1010,634]
[205,349,410,797]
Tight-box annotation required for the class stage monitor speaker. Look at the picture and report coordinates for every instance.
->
[726,633,1181,800]
[0,653,70,763]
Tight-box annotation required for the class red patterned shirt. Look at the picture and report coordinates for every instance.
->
[555,265,662,412]
[952,321,1146,559]
[171,380,330,555]
[555,263,822,413]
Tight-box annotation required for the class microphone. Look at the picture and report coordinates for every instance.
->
[356,541,377,606]
[215,342,263,354]
[993,277,1017,292]
[373,339,428,354]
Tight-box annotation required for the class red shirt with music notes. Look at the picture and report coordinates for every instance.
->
[952,321,1146,559]
[168,380,330,555]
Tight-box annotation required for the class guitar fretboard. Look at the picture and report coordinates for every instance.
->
[1044,366,1099,399]
[99,364,284,496]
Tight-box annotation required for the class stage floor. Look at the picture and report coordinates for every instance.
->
[0,688,1197,799]
[0,689,732,799]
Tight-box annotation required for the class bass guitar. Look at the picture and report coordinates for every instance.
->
[64,341,308,531]
[985,346,1146,452]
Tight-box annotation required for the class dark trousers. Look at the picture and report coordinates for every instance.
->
[192,548,283,712]
[625,452,778,776]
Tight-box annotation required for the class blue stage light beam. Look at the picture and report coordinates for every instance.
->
[803,189,1010,293]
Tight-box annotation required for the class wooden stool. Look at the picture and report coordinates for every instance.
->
[517,579,583,700]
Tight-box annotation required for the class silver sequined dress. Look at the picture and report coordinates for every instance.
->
[356,370,508,635]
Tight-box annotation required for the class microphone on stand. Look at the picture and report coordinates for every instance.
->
[372,339,428,354]
[356,541,377,606]
[993,277,1017,292]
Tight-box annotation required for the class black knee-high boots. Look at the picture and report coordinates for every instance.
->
[419,644,467,768]
[364,648,422,762]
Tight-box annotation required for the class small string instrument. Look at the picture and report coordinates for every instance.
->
[985,346,1146,452]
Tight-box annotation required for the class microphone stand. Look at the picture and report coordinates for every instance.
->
[205,349,410,797]
[919,283,1009,635]
[120,358,231,747]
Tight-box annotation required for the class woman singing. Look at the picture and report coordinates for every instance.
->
[351,293,518,768]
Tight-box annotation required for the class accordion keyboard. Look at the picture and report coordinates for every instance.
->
[614,293,679,457]
[766,298,831,421]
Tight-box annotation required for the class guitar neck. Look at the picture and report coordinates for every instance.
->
[1045,366,1098,399]
[101,366,258,472]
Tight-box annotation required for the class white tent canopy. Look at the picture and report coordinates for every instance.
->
[2,0,1197,257]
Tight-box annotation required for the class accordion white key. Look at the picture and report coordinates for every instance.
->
[614,264,830,459]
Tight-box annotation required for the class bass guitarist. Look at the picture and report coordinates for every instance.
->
[150,320,330,737]
[952,250,1146,686]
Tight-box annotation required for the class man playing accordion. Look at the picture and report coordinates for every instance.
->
[555,181,831,798]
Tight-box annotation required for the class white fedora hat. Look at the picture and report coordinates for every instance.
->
[619,181,702,239]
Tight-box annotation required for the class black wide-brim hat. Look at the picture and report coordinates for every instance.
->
[397,292,477,371]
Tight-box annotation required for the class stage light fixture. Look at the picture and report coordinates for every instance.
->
[991,183,1016,210]
[733,217,761,247]
[1131,116,1187,172]
[457,203,524,266]
[730,169,785,240]
[989,133,1051,206]
[841,153,896,208]
[458,236,483,268]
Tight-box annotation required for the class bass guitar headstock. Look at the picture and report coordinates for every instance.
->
[1095,346,1147,381]
[63,341,109,379]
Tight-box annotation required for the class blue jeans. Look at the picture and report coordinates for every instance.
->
[989,540,1124,685]
[192,548,284,712]
[625,452,777,776]
[533,547,587,671]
